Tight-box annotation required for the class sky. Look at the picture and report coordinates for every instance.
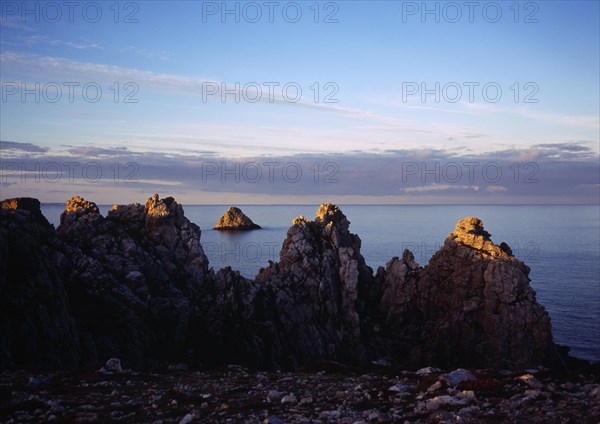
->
[0,0,599,204]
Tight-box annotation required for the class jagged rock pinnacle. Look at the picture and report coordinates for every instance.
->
[449,216,512,258]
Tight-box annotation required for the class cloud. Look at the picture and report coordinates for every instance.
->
[371,93,599,134]
[0,140,49,153]
[515,108,599,130]
[2,140,597,204]
[0,51,394,124]
[22,35,103,50]
[462,103,599,131]
[486,185,508,193]
[533,143,592,152]
[136,179,182,186]
[0,15,33,31]
[117,46,170,61]
[3,52,597,158]
[2,52,589,154]
[404,184,480,193]
[1,52,373,120]
[471,141,597,162]
[528,142,598,160]
[64,146,134,158]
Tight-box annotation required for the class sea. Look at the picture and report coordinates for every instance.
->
[41,203,600,363]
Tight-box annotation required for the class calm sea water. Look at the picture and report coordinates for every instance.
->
[41,204,600,362]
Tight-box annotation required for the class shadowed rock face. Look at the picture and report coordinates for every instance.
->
[1,197,51,227]
[0,196,561,371]
[0,199,79,370]
[214,207,261,230]
[56,194,210,368]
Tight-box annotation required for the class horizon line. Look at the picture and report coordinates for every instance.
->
[36,202,600,207]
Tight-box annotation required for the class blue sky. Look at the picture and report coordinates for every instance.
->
[1,1,599,204]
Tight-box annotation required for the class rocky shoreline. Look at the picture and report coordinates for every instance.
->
[1,362,598,423]
[0,194,573,371]
[1,194,597,422]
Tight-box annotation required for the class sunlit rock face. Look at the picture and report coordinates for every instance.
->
[373,216,558,369]
[0,197,560,371]
[214,206,261,230]
[254,204,373,368]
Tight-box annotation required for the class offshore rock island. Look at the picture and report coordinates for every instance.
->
[214,206,261,231]
[1,194,598,423]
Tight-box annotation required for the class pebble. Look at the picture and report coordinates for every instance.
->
[371,359,391,367]
[524,389,542,399]
[300,396,313,405]
[439,368,477,386]
[178,413,194,424]
[27,376,49,386]
[517,373,544,389]
[267,390,285,402]
[388,383,410,392]
[457,390,476,400]
[320,410,342,419]
[104,358,122,373]
[263,416,283,424]
[427,381,442,392]
[281,393,297,404]
[416,367,441,376]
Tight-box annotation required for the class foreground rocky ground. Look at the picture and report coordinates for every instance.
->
[1,362,599,424]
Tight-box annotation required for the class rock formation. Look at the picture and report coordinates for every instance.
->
[0,196,562,371]
[56,194,210,368]
[1,197,50,227]
[0,199,80,369]
[214,206,261,230]
[253,204,374,368]
[371,216,558,369]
